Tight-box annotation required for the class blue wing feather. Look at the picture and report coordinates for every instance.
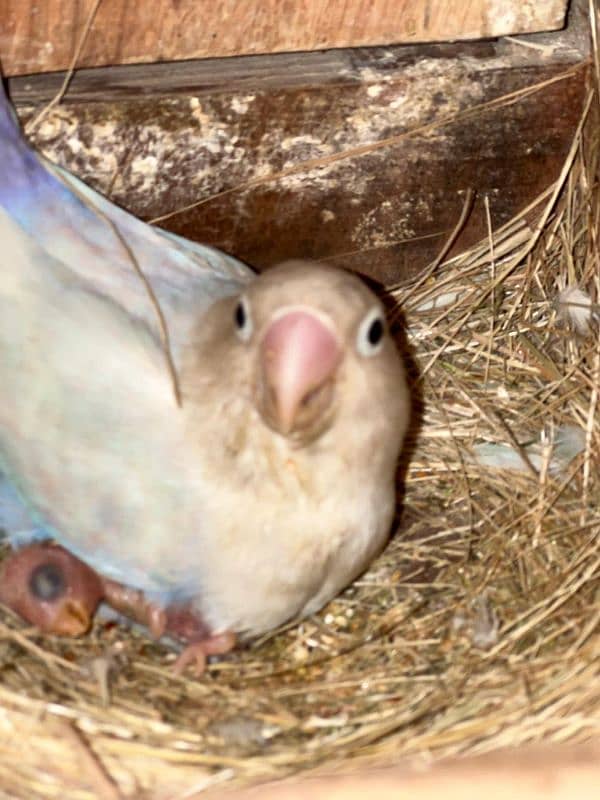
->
[0,80,252,344]
[0,79,252,601]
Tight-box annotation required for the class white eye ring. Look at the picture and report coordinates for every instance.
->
[234,295,253,342]
[356,307,386,357]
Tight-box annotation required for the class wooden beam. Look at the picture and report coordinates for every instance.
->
[7,5,588,286]
[2,0,568,77]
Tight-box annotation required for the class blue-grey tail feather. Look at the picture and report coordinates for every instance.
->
[0,80,251,337]
[0,80,96,235]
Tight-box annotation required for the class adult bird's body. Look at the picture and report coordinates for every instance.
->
[0,79,410,670]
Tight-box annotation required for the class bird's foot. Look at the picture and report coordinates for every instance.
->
[172,631,236,677]
[100,584,235,676]
[100,578,167,638]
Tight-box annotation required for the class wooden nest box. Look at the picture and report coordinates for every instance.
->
[0,2,598,799]
[3,0,589,285]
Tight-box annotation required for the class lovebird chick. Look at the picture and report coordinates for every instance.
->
[0,542,104,637]
[0,77,410,673]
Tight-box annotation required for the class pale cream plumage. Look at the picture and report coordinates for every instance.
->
[178,261,410,637]
[0,75,409,667]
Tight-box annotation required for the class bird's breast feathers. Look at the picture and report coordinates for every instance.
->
[182,402,396,635]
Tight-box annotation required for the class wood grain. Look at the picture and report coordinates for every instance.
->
[9,9,588,285]
[1,0,568,77]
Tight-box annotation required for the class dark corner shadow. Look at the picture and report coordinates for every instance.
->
[349,267,424,539]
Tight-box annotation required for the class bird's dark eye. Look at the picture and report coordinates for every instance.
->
[29,562,66,602]
[357,307,386,357]
[235,301,246,329]
[367,317,384,346]
[234,296,253,341]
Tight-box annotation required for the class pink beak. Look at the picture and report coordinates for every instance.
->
[261,310,342,435]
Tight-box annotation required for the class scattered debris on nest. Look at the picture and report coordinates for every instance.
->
[1,27,600,800]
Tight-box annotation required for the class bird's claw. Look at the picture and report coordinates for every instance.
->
[172,631,236,677]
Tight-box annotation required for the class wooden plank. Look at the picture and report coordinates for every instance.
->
[9,0,589,283]
[7,7,588,286]
[2,0,568,77]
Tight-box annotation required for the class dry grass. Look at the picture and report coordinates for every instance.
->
[2,23,600,800]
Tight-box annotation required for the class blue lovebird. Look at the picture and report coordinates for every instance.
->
[0,78,410,673]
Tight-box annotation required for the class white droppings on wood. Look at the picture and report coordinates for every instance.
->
[189,99,212,127]
[130,154,158,179]
[352,201,416,252]
[230,95,256,114]
[486,0,566,37]
[14,42,537,251]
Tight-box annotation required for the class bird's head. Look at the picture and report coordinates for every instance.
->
[222,261,406,447]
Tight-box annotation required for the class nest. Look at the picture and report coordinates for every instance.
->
[2,25,600,800]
